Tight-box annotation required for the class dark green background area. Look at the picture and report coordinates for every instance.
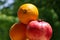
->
[0,0,60,40]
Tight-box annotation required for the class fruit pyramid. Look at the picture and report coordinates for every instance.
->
[9,3,53,40]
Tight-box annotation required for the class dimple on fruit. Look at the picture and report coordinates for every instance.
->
[17,3,39,24]
[9,22,26,40]
[26,20,53,40]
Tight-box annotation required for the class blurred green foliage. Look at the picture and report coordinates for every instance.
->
[0,0,60,40]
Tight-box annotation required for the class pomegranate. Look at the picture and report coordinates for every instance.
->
[26,20,53,40]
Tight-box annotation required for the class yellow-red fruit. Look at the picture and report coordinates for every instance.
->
[9,23,26,40]
[17,3,39,24]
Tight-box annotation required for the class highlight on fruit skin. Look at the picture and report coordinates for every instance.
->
[26,20,53,40]
[9,22,27,40]
[17,3,39,24]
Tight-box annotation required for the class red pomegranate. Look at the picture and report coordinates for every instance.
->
[26,20,53,40]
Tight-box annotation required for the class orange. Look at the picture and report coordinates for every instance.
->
[17,3,39,24]
[9,22,27,40]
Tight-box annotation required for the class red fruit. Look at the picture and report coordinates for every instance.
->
[26,20,53,40]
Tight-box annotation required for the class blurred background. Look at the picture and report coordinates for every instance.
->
[0,0,60,40]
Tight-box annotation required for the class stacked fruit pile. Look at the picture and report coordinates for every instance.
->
[9,3,53,40]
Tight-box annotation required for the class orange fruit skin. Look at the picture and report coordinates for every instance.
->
[9,23,27,40]
[17,3,39,24]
